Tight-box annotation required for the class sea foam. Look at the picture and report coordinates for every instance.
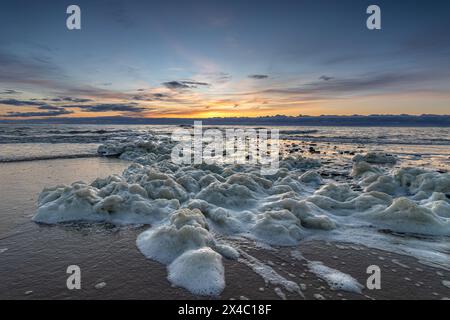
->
[32,136,450,296]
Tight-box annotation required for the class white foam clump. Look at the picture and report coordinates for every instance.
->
[98,135,173,164]
[396,168,450,197]
[251,209,305,245]
[308,261,364,293]
[355,164,450,199]
[168,248,225,296]
[136,208,214,264]
[364,197,450,236]
[136,208,235,296]
[33,175,180,225]
[299,170,323,186]
[353,152,398,164]
[337,162,450,235]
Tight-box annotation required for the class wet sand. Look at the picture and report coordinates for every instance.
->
[1,226,449,300]
[0,157,449,300]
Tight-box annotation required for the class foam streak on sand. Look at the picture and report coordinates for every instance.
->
[32,133,450,296]
[290,249,363,293]
[307,261,363,293]
[238,250,303,297]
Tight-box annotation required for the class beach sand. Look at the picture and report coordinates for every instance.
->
[0,157,448,300]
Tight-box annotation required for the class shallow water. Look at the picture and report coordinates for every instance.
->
[1,124,449,169]
[0,157,130,236]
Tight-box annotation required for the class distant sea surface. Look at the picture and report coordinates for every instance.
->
[0,124,449,164]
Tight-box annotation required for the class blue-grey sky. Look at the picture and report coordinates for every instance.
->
[0,0,449,118]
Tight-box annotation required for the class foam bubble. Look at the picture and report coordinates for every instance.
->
[308,261,363,293]
[136,209,214,264]
[353,152,398,164]
[168,248,225,296]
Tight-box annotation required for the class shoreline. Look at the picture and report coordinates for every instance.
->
[0,154,99,163]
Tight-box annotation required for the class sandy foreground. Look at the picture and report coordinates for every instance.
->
[0,157,449,300]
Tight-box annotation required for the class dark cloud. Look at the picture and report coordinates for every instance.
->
[48,97,93,103]
[5,109,74,118]
[163,80,210,90]
[248,74,269,80]
[65,103,146,113]
[319,75,334,81]
[181,80,210,86]
[153,93,170,99]
[1,101,147,118]
[37,105,64,111]
[132,93,171,101]
[1,89,21,95]
[163,81,190,89]
[0,99,45,106]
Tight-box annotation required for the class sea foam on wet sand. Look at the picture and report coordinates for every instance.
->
[32,134,450,296]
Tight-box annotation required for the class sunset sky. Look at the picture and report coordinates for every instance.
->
[1,0,449,119]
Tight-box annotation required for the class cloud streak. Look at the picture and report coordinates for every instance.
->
[0,89,21,95]
[5,109,74,118]
[163,80,210,90]
[0,99,45,106]
[248,74,269,80]
[65,103,147,113]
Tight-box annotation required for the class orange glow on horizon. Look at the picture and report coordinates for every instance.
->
[1,91,450,120]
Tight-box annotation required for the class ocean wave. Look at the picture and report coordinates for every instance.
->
[279,129,320,135]
[0,153,99,163]
[281,135,450,145]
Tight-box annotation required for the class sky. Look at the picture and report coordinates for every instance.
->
[0,0,449,120]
